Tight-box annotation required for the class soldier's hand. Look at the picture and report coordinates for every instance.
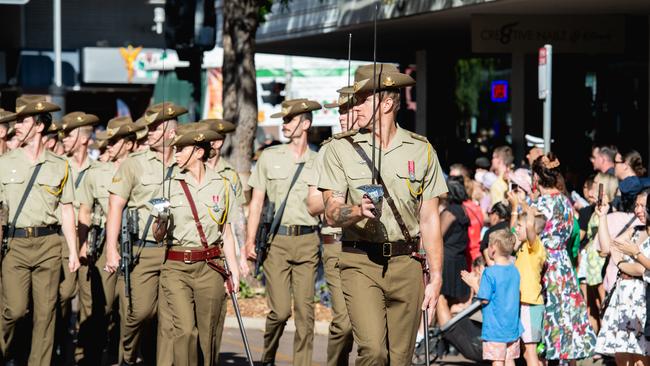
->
[244,241,257,261]
[227,272,240,293]
[421,282,441,325]
[239,255,251,276]
[104,245,120,273]
[68,254,81,273]
[360,196,376,219]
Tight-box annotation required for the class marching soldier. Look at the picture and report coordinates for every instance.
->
[318,64,446,366]
[0,95,80,365]
[55,111,101,363]
[133,117,149,152]
[157,125,240,366]
[0,109,16,155]
[104,103,184,366]
[76,117,143,364]
[305,92,356,366]
[89,136,109,162]
[245,98,322,366]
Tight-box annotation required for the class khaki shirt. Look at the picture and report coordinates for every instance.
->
[305,141,340,236]
[109,149,173,242]
[66,155,95,218]
[78,161,117,225]
[215,158,245,207]
[166,166,234,248]
[318,127,447,242]
[0,148,74,228]
[248,144,319,226]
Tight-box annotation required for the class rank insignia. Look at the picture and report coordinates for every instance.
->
[408,160,416,182]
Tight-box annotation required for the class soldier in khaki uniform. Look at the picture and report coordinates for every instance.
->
[104,103,184,366]
[157,126,240,366]
[305,92,356,366]
[318,64,447,366]
[52,111,100,363]
[245,99,322,366]
[0,95,80,365]
[0,109,16,155]
[76,117,143,364]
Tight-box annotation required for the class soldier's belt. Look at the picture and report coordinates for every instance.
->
[342,240,418,257]
[322,233,342,244]
[166,245,222,264]
[6,225,60,238]
[276,225,318,236]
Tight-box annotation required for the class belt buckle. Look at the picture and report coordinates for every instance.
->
[25,227,34,238]
[289,225,298,236]
[183,250,192,264]
[382,242,392,257]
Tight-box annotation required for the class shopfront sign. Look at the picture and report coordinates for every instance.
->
[471,15,625,54]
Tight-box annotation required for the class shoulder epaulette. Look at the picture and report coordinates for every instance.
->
[320,137,333,146]
[408,131,429,143]
[333,129,359,140]
[129,149,148,157]
[44,149,66,162]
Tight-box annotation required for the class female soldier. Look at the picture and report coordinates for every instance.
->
[158,127,240,365]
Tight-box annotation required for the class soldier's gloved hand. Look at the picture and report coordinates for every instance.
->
[68,253,81,273]
[359,196,376,219]
[105,245,120,273]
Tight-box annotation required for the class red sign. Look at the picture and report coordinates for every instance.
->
[538,47,547,65]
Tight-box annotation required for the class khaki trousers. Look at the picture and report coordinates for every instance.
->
[262,232,319,365]
[1,234,61,366]
[322,242,353,366]
[76,241,119,364]
[118,246,173,365]
[54,234,77,364]
[160,257,227,366]
[339,252,424,366]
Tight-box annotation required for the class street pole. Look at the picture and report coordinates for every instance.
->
[538,44,552,153]
[51,0,64,116]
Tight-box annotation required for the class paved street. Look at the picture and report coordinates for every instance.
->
[218,327,481,366]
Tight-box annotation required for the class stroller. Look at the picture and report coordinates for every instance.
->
[413,300,484,365]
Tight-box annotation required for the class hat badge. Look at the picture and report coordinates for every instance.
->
[194,133,205,142]
[106,127,118,138]
[301,102,308,110]
[35,102,44,111]
[166,106,175,116]
[281,107,289,115]
[126,126,133,132]
[383,76,395,87]
[218,123,224,131]
[76,116,84,122]
[62,123,68,130]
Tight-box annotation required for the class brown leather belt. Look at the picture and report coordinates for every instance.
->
[166,246,221,264]
[342,241,418,257]
[322,233,342,244]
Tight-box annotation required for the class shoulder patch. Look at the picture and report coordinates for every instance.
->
[408,131,428,143]
[333,129,359,140]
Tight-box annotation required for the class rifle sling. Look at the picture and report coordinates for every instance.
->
[179,179,227,277]
[75,168,87,189]
[8,163,43,238]
[268,162,305,242]
[343,136,413,243]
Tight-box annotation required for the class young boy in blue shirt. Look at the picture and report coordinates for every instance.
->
[463,229,523,366]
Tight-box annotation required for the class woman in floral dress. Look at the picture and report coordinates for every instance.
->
[595,190,649,366]
[531,153,596,362]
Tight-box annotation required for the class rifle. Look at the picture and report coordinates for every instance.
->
[87,199,104,263]
[120,209,138,310]
[254,199,274,276]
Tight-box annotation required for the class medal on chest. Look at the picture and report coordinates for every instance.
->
[408,160,416,182]
[211,195,222,214]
